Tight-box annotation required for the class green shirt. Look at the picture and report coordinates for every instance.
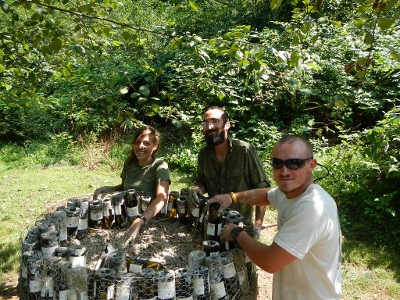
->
[120,157,171,200]
[195,137,270,220]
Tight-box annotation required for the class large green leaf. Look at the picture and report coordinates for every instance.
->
[270,0,283,10]
[378,19,393,31]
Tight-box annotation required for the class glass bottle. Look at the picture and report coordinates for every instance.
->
[135,268,156,300]
[137,192,150,213]
[55,247,69,261]
[53,261,72,300]
[206,203,222,245]
[89,200,104,229]
[67,266,88,300]
[126,256,164,274]
[156,269,176,300]
[220,251,241,299]
[167,191,179,219]
[124,189,140,224]
[20,250,43,297]
[222,212,242,251]
[191,195,207,235]
[28,256,43,298]
[76,199,89,240]
[202,240,220,257]
[40,230,59,259]
[206,255,227,300]
[102,197,115,230]
[177,195,189,224]
[188,250,206,269]
[180,188,191,198]
[40,257,61,300]
[112,192,127,229]
[65,206,80,239]
[53,209,68,247]
[107,250,127,274]
[231,248,250,295]
[94,267,116,300]
[68,244,87,268]
[175,268,193,300]
[115,272,134,300]
[190,266,210,300]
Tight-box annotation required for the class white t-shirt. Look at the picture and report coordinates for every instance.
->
[268,184,342,300]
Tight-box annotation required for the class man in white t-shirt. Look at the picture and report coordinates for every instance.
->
[209,135,342,299]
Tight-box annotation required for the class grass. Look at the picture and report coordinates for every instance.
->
[0,142,399,299]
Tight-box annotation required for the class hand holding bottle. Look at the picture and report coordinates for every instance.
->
[187,187,204,211]
[207,193,233,215]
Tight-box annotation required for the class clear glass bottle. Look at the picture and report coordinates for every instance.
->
[220,251,241,299]
[94,267,116,300]
[76,200,89,240]
[28,256,43,298]
[40,230,59,259]
[135,268,156,300]
[205,255,227,300]
[53,261,72,300]
[53,209,68,247]
[107,250,127,274]
[68,244,87,269]
[175,268,193,300]
[155,269,176,300]
[189,266,210,300]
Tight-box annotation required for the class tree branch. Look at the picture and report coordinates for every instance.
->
[25,0,172,37]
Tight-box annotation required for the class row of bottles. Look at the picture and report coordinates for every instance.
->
[166,188,191,223]
[19,251,88,300]
[90,189,152,230]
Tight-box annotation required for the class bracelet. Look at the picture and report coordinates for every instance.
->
[139,215,147,224]
[230,192,238,204]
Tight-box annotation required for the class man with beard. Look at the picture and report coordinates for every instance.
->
[188,106,270,229]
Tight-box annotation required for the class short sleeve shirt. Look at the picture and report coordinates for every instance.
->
[120,157,170,200]
[195,137,270,220]
[267,184,342,299]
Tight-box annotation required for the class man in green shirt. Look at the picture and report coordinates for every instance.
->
[189,106,270,228]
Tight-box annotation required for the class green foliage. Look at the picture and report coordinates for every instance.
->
[0,0,400,251]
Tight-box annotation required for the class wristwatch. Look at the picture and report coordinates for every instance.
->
[138,215,147,224]
[230,227,245,241]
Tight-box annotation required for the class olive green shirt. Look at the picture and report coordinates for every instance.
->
[195,137,270,221]
[121,157,171,200]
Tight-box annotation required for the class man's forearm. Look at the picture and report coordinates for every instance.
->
[255,205,267,225]
[234,188,269,207]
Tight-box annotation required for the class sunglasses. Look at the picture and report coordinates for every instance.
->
[271,157,313,170]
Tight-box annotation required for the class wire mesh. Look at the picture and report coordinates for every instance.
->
[18,192,263,300]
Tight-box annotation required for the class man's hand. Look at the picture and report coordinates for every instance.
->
[207,193,233,215]
[187,188,204,212]
[93,186,114,199]
[220,223,239,243]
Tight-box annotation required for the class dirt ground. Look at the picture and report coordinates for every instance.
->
[1,203,275,300]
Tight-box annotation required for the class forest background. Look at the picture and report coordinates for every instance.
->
[0,0,399,298]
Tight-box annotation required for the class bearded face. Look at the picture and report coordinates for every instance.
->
[204,125,226,146]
